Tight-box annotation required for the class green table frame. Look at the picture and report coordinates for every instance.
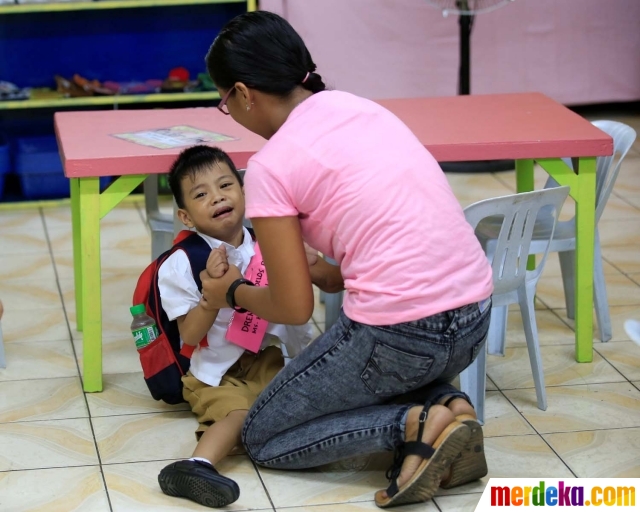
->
[516,157,597,365]
[70,155,596,393]
[71,174,147,391]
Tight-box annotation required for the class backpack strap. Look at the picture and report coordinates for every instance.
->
[174,232,211,291]
[175,228,255,284]
[171,232,212,358]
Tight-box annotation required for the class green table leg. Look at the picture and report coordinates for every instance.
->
[516,159,536,269]
[72,174,147,393]
[574,157,597,363]
[78,177,103,392]
[70,178,83,331]
[515,159,534,193]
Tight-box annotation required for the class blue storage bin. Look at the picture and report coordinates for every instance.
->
[15,136,109,200]
[0,139,9,199]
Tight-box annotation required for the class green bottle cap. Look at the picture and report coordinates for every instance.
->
[130,304,146,316]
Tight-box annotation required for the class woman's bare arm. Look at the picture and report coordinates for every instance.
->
[200,216,314,325]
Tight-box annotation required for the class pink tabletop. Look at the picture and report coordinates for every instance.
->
[55,108,266,178]
[55,92,612,178]
[378,92,612,161]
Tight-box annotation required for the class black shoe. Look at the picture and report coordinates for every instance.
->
[158,459,240,508]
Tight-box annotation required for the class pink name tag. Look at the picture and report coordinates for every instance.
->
[225,243,269,353]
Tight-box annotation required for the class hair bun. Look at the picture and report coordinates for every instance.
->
[301,71,326,94]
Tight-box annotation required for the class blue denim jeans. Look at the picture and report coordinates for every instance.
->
[242,300,491,469]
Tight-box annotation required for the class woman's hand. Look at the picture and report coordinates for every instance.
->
[302,243,343,292]
[304,242,319,267]
[308,257,345,294]
[200,264,242,310]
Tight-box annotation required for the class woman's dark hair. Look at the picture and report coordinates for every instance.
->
[168,145,242,209]
[206,11,326,97]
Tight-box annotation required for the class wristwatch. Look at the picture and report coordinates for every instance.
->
[226,278,255,312]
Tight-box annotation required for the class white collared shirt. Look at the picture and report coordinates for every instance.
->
[157,228,313,387]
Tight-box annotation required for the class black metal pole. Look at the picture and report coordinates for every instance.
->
[441,9,514,173]
[458,13,473,95]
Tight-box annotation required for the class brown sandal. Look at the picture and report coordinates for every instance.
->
[439,397,488,489]
[375,406,470,508]
[55,75,92,98]
[72,74,114,96]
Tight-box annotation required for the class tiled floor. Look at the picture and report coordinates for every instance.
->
[1,111,639,511]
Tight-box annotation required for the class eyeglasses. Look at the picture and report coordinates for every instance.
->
[217,87,234,115]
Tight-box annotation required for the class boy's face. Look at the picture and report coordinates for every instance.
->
[176,162,245,243]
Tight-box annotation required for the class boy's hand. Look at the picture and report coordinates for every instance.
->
[206,246,229,278]
[200,264,243,310]
[304,242,319,266]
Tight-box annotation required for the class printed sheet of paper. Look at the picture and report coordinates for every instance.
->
[112,125,237,149]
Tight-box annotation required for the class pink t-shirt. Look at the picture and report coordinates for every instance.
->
[245,90,493,325]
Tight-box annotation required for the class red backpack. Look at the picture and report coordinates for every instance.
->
[132,230,211,404]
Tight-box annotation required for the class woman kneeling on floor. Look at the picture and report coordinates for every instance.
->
[199,11,493,508]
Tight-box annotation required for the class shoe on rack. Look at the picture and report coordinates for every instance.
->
[55,75,92,98]
[72,74,114,96]
[161,67,190,93]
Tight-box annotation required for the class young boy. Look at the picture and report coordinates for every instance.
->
[156,145,312,508]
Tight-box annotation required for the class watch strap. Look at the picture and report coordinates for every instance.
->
[226,278,254,312]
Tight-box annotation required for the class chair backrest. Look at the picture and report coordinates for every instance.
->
[465,187,570,296]
[591,120,637,222]
[545,120,637,223]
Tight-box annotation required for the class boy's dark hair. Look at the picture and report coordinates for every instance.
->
[168,145,243,209]
[206,11,326,98]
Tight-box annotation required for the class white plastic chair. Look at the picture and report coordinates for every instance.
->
[624,319,640,346]
[144,175,180,260]
[531,121,636,342]
[487,121,636,354]
[460,186,570,423]
[0,300,5,368]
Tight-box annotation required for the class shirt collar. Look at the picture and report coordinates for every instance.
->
[196,227,255,259]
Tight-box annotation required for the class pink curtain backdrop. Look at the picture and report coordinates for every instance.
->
[261,0,640,105]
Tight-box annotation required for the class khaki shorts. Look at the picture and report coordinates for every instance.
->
[182,346,284,437]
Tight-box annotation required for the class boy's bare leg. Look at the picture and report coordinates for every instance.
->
[193,410,248,464]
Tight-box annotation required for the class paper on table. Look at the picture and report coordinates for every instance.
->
[112,125,238,149]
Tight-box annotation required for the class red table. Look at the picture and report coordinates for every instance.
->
[377,94,611,161]
[378,93,612,364]
[55,92,612,392]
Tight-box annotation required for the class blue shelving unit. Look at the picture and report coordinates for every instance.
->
[0,0,248,202]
